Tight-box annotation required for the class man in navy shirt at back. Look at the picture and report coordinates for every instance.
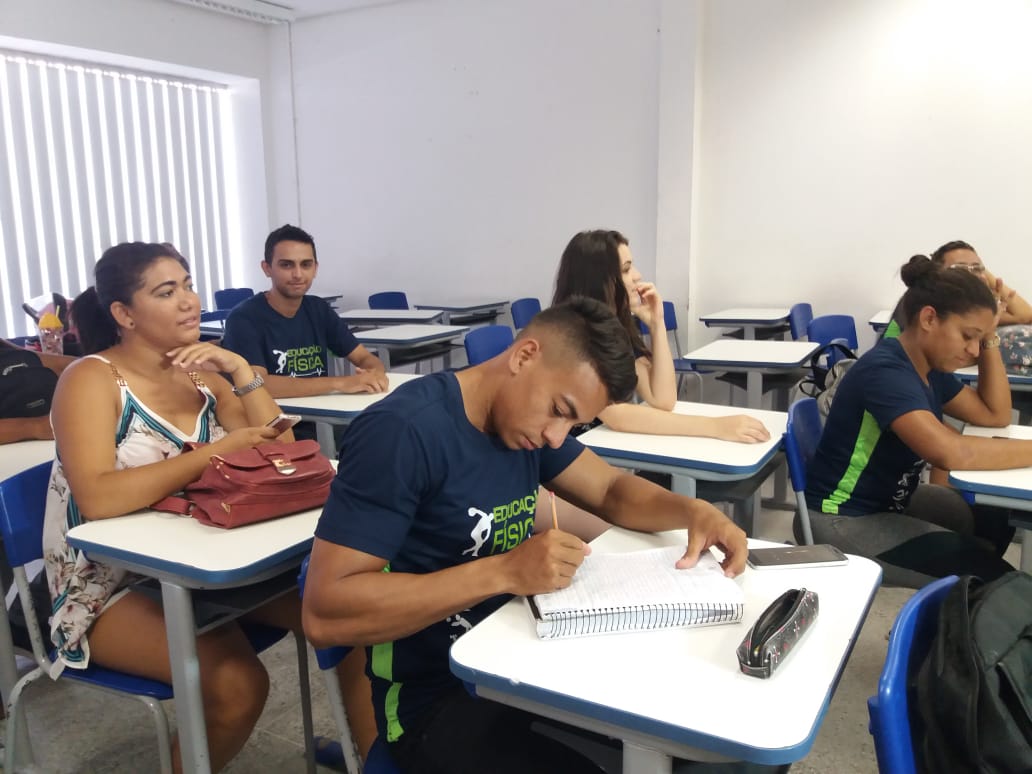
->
[302,298,748,774]
[221,223,387,402]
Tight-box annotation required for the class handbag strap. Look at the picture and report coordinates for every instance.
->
[151,495,194,516]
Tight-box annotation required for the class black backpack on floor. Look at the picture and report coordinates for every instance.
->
[915,572,1032,773]
[0,349,57,418]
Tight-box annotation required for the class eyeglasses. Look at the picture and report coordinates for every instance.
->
[947,262,986,275]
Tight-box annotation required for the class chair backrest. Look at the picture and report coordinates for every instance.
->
[662,301,678,332]
[509,297,541,330]
[213,287,254,311]
[785,398,822,494]
[368,291,409,310]
[868,575,960,774]
[0,461,52,567]
[788,302,814,340]
[808,314,858,351]
[464,325,514,365]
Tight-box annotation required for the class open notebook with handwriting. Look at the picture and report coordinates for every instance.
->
[527,546,745,639]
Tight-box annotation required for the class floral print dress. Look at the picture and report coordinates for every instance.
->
[42,355,226,674]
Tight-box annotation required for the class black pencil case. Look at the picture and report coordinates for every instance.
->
[736,588,819,679]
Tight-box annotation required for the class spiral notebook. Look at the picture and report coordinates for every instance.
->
[528,546,745,639]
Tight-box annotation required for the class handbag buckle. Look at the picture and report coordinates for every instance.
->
[270,457,297,476]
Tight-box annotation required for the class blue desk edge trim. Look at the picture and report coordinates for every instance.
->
[66,535,314,584]
[586,443,780,476]
[947,476,1032,502]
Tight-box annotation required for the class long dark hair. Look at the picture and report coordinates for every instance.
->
[552,229,648,357]
[898,254,995,326]
[71,242,189,354]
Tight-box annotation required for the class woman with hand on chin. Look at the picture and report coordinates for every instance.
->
[552,229,770,442]
[45,242,299,772]
[545,230,771,541]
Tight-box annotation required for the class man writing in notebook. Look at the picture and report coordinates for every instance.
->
[303,298,747,774]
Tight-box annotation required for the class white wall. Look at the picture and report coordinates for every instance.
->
[0,0,277,298]
[691,0,1032,349]
[284,0,663,309]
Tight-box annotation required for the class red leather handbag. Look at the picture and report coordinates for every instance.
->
[152,440,335,528]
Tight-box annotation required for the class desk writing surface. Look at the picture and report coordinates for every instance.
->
[337,309,444,324]
[66,507,320,584]
[868,309,892,326]
[450,529,881,764]
[414,301,507,313]
[276,372,423,417]
[954,365,1032,386]
[699,308,791,325]
[949,424,1032,498]
[682,339,818,368]
[354,324,469,344]
[578,403,786,475]
[0,440,55,480]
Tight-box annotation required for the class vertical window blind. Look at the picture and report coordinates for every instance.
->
[0,51,233,337]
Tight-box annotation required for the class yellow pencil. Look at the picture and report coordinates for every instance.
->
[549,489,558,530]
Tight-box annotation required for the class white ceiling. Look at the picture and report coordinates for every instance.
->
[277,0,404,19]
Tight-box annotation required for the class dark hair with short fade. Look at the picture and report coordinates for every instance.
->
[930,240,976,264]
[898,254,996,325]
[521,296,638,403]
[264,224,317,264]
[72,242,189,354]
[552,229,649,358]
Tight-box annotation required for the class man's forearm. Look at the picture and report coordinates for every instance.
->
[0,416,53,444]
[595,472,699,533]
[262,372,341,398]
[303,555,510,648]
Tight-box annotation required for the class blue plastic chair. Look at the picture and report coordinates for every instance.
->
[0,462,315,774]
[868,575,959,774]
[464,325,514,365]
[510,297,541,330]
[213,287,254,310]
[298,556,400,774]
[807,314,858,351]
[368,291,409,310]
[788,302,814,341]
[785,398,822,545]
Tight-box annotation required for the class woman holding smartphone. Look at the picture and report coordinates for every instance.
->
[46,242,301,771]
[806,255,1030,585]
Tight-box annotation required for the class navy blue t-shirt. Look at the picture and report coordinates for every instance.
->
[220,293,359,377]
[806,337,963,516]
[315,372,583,742]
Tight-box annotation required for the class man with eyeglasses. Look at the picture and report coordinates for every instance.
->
[934,240,1032,326]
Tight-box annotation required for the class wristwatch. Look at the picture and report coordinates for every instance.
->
[232,371,265,397]
[982,334,1001,350]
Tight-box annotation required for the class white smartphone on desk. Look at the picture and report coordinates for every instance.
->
[747,544,848,570]
[265,413,302,434]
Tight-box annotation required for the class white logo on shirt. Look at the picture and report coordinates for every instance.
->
[462,507,492,557]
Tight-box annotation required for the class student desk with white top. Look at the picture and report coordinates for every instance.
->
[354,324,469,370]
[577,402,786,499]
[699,307,792,340]
[66,506,322,774]
[0,439,55,481]
[679,339,819,409]
[337,308,445,327]
[450,527,882,772]
[277,372,424,455]
[868,309,892,335]
[414,300,509,326]
[948,423,1032,573]
[954,365,1032,392]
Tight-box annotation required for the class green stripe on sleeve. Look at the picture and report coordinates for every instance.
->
[821,410,882,513]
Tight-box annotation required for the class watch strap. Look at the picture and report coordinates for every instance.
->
[232,371,265,397]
